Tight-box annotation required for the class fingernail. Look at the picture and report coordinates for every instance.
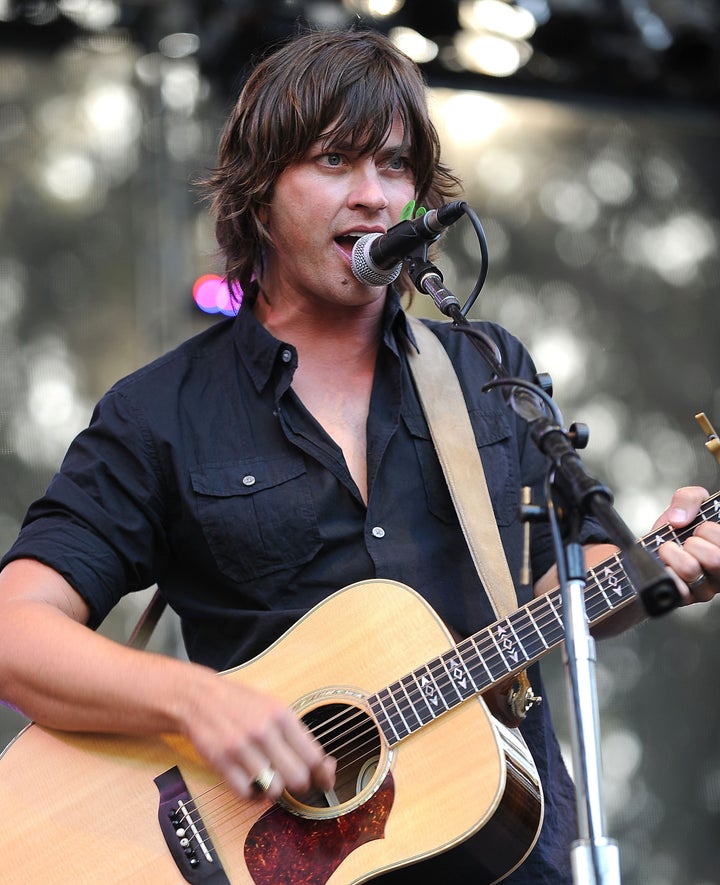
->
[669,507,687,522]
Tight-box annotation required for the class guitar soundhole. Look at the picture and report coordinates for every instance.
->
[291,701,384,812]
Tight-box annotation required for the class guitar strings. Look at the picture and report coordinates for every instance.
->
[172,503,717,860]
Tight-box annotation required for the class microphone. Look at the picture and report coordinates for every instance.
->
[351,201,466,286]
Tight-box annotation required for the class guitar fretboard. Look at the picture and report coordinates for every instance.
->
[368,492,720,745]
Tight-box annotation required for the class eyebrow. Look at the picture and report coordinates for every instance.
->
[317,133,409,159]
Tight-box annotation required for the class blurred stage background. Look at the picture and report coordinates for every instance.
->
[1,2,719,882]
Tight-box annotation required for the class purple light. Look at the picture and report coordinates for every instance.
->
[192,274,240,316]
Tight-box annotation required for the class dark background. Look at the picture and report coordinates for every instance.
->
[1,2,719,882]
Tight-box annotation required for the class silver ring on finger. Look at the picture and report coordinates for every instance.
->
[687,572,706,592]
[252,765,276,794]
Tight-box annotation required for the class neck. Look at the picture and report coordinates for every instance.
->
[252,287,387,358]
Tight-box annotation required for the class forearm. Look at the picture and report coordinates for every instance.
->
[0,596,212,736]
[0,557,213,736]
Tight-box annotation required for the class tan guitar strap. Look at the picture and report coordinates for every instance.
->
[404,314,537,720]
[404,313,518,620]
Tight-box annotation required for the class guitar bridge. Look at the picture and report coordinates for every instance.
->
[155,765,230,884]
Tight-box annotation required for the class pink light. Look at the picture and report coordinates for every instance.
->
[192,274,240,316]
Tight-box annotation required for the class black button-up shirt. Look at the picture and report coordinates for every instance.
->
[2,289,607,882]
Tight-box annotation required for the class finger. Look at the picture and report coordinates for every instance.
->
[656,485,709,530]
[223,748,278,800]
[680,537,720,601]
[250,763,279,798]
[685,571,714,603]
[679,530,720,573]
[693,519,720,548]
[235,709,327,799]
[656,540,702,593]
[211,718,285,800]
[278,715,336,792]
[657,539,718,604]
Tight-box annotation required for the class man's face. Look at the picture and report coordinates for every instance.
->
[259,116,417,313]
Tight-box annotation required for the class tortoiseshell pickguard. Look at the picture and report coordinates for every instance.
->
[245,773,395,885]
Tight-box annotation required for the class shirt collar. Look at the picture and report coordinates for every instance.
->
[383,287,418,356]
[232,291,293,394]
[232,287,416,394]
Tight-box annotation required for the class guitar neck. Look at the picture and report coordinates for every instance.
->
[369,491,720,745]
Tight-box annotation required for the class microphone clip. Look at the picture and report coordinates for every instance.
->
[405,249,462,318]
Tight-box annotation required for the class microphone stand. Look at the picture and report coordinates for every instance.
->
[405,251,680,884]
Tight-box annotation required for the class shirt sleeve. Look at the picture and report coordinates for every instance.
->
[0,385,170,628]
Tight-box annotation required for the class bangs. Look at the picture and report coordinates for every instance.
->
[281,64,434,192]
[318,94,408,157]
[231,29,444,202]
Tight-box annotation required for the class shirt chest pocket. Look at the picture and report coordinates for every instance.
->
[189,455,322,583]
[403,407,518,527]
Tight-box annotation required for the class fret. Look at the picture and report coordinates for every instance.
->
[399,673,435,726]
[493,618,528,671]
[538,595,565,648]
[525,606,549,651]
[372,687,406,742]
[389,678,423,733]
[585,566,617,620]
[545,592,564,629]
[667,525,682,544]
[641,528,673,554]
[385,680,419,740]
[506,617,531,662]
[592,561,621,605]
[584,581,614,622]
[439,650,477,701]
[367,694,397,745]
[413,663,449,717]
[456,639,491,692]
[401,676,427,728]
[510,608,546,660]
[385,684,414,738]
[487,628,514,680]
[465,633,495,685]
[586,556,629,622]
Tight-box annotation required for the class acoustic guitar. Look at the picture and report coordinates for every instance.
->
[1,492,718,884]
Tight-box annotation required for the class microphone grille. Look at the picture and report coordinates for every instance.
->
[351,234,403,287]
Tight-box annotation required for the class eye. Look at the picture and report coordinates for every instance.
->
[323,152,344,167]
[386,154,410,173]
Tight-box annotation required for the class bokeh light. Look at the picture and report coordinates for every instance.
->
[192,273,239,316]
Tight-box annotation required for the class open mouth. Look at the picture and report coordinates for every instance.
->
[335,234,362,258]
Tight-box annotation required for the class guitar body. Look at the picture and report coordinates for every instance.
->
[0,580,542,884]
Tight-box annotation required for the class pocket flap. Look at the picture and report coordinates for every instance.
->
[190,456,306,497]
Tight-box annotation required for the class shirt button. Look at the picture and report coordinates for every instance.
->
[242,475,256,486]
[281,349,292,363]
[371,526,385,538]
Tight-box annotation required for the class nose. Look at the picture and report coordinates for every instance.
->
[347,161,388,213]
